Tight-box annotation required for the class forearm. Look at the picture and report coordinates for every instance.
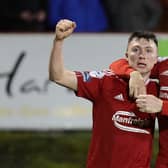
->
[49,38,77,91]
[49,39,65,82]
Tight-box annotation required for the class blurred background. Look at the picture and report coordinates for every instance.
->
[0,0,168,168]
[0,0,168,33]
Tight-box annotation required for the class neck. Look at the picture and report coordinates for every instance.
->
[141,72,150,82]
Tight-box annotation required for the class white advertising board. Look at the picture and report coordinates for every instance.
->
[0,33,164,130]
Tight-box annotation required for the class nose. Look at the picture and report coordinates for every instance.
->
[139,54,145,59]
[138,50,146,59]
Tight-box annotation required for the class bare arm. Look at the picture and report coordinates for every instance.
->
[49,19,78,91]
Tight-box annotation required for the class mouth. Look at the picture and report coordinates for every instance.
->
[137,63,146,68]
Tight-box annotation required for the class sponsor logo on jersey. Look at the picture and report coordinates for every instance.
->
[112,111,150,134]
[82,70,113,82]
[89,71,105,78]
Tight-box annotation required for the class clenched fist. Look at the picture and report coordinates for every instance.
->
[55,19,76,40]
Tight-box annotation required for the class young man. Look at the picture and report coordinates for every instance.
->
[109,47,168,167]
[49,19,162,168]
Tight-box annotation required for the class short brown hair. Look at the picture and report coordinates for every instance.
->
[128,31,158,47]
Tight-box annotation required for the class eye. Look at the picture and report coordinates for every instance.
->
[146,48,152,53]
[132,47,139,53]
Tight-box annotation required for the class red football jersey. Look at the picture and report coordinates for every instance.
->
[154,58,168,168]
[109,58,168,168]
[75,70,158,168]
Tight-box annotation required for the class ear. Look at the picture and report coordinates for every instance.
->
[125,52,128,60]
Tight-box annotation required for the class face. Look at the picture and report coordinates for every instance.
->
[126,37,158,77]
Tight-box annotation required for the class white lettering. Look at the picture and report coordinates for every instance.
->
[112,111,150,134]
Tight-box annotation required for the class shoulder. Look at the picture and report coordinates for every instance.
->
[75,69,118,82]
[158,56,168,63]
[89,69,116,78]
[157,57,168,72]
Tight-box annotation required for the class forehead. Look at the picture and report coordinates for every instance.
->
[128,37,157,49]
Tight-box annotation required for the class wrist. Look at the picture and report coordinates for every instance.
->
[53,37,64,46]
[130,71,143,80]
[54,37,64,42]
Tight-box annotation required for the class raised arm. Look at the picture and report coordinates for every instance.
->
[49,19,78,91]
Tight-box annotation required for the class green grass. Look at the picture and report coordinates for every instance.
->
[151,130,159,167]
[158,39,168,57]
[0,131,90,168]
[0,130,159,168]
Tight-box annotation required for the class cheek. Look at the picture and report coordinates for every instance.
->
[130,56,135,62]
[128,55,136,64]
[147,57,157,68]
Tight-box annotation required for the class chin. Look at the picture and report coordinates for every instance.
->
[135,68,145,73]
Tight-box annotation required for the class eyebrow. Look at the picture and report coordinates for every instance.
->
[132,45,153,49]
